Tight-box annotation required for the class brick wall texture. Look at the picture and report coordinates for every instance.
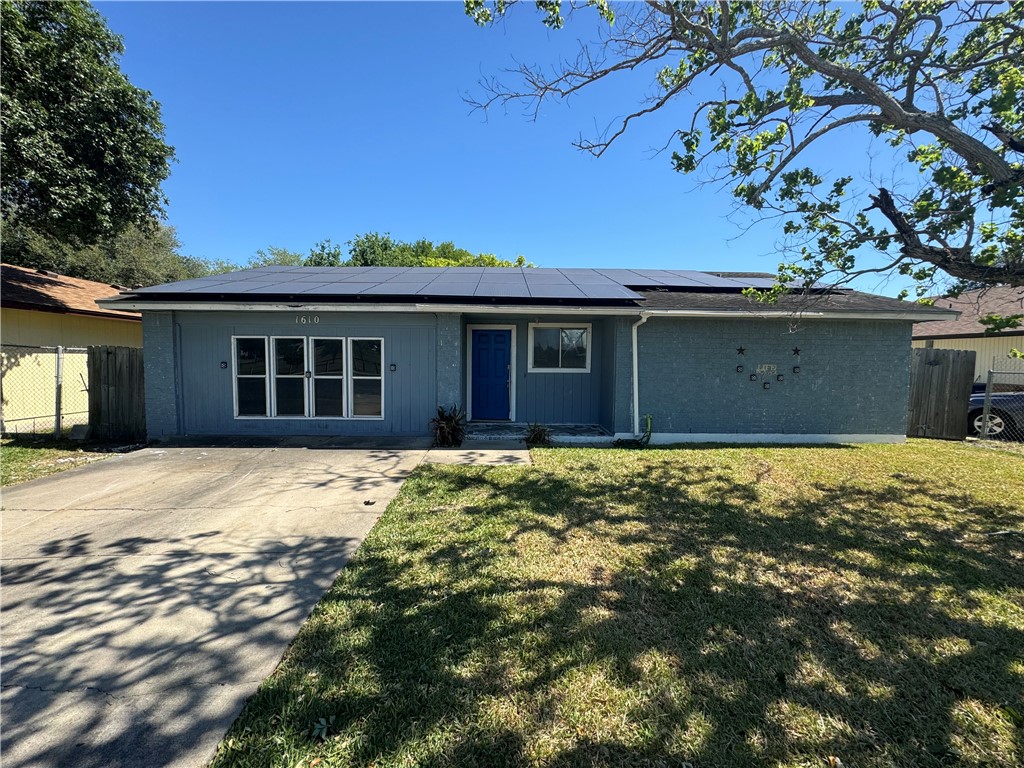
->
[636,317,911,435]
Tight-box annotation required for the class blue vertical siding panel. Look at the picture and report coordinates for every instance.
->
[463,314,608,425]
[173,311,436,436]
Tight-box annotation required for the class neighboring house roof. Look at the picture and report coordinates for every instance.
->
[912,285,1024,339]
[99,266,957,322]
[1,263,141,322]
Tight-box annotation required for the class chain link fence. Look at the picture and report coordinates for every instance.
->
[973,361,1024,443]
[1,344,89,436]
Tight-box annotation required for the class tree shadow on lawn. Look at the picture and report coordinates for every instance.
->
[216,451,1024,767]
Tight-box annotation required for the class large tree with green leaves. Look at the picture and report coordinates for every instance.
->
[3,222,232,287]
[1,0,174,245]
[244,234,529,270]
[467,1,1023,299]
[345,232,530,267]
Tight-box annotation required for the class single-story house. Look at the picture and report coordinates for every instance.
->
[912,285,1024,382]
[98,266,956,444]
[1,263,142,433]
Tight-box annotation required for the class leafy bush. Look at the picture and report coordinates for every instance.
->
[430,406,466,447]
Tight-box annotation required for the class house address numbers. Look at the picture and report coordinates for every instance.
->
[294,315,320,324]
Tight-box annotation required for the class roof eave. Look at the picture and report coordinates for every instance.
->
[4,300,141,321]
[96,297,959,322]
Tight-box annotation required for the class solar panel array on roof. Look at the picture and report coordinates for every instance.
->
[129,267,786,302]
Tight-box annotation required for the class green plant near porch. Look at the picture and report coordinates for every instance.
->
[429,405,466,447]
[524,422,551,446]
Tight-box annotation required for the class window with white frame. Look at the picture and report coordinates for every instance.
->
[528,324,591,372]
[349,338,383,417]
[232,336,383,419]
[234,337,269,416]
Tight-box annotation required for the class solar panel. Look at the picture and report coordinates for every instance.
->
[233,283,324,294]
[578,285,643,299]
[475,281,532,298]
[128,265,787,304]
[565,273,618,285]
[361,282,433,294]
[524,272,573,283]
[421,283,481,296]
[528,284,587,299]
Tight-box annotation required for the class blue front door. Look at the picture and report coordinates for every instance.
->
[472,329,511,420]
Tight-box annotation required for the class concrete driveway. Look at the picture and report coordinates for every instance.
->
[1,440,429,768]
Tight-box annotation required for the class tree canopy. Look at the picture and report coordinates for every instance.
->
[467,1,1023,299]
[250,234,531,269]
[345,232,530,268]
[1,1,175,246]
[3,222,232,288]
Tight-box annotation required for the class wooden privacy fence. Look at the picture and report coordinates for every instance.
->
[907,348,976,440]
[88,346,145,440]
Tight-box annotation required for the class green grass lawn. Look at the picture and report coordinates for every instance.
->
[212,441,1024,768]
[0,435,120,486]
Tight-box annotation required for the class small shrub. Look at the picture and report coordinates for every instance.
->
[525,422,551,446]
[430,405,466,447]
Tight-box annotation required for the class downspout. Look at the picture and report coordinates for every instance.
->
[631,312,651,435]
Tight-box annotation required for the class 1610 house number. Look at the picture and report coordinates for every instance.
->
[294,315,320,325]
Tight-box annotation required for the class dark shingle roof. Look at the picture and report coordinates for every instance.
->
[634,288,944,315]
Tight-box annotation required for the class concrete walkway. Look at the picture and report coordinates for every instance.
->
[424,439,532,466]
[0,442,428,768]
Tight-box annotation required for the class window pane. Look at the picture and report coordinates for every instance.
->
[313,339,344,375]
[352,378,382,417]
[351,340,382,376]
[237,378,267,416]
[532,328,560,368]
[314,378,344,417]
[560,329,588,369]
[275,378,305,416]
[236,338,266,376]
[275,338,305,376]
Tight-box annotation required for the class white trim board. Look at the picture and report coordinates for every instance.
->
[612,432,906,445]
[99,299,958,323]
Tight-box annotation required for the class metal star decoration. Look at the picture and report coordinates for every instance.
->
[736,346,746,355]
[792,347,801,355]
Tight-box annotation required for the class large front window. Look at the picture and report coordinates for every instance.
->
[528,324,591,372]
[232,336,383,419]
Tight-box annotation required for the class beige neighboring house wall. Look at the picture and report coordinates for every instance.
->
[912,286,1024,382]
[911,334,1024,381]
[2,307,143,347]
[1,264,141,433]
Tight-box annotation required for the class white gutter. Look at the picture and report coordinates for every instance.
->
[95,298,960,323]
[632,312,652,436]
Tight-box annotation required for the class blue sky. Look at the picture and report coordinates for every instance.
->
[97,1,892,287]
